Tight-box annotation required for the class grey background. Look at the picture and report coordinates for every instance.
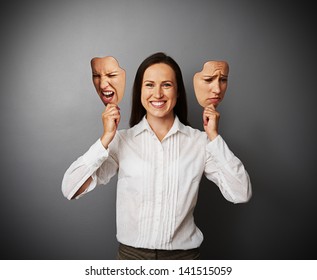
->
[1,0,316,259]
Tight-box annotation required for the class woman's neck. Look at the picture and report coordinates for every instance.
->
[146,114,175,142]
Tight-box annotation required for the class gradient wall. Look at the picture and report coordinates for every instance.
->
[1,0,315,259]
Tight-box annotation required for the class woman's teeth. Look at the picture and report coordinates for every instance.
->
[151,101,165,106]
[150,101,166,108]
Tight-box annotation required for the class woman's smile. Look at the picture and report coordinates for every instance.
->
[150,100,167,108]
[141,63,177,121]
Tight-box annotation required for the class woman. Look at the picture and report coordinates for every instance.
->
[62,52,252,260]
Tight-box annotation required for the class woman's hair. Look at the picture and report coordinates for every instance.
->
[129,52,189,127]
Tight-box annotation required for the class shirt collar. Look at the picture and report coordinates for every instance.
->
[132,115,189,138]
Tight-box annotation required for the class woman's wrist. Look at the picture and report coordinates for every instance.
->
[100,134,113,149]
[207,131,219,141]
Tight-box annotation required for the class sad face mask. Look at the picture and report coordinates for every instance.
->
[193,60,229,108]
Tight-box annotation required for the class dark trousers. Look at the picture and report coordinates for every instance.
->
[117,243,200,260]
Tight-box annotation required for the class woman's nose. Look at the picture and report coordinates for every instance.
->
[153,86,163,98]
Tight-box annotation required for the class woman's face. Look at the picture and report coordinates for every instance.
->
[193,61,229,108]
[91,56,126,105]
[141,63,177,121]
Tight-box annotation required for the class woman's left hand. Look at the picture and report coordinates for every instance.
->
[203,105,220,141]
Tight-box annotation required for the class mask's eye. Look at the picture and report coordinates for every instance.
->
[203,78,213,83]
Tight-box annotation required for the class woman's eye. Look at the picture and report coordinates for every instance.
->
[162,83,172,88]
[204,78,212,83]
[145,83,154,88]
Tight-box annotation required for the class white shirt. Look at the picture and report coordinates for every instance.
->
[62,116,252,250]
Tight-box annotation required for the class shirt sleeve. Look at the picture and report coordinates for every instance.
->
[61,138,119,200]
[204,135,252,203]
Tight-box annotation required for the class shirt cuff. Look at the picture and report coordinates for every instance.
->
[206,135,235,166]
[82,138,109,167]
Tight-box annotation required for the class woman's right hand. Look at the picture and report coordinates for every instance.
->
[100,104,121,148]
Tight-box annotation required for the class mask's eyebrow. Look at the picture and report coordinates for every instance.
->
[203,74,228,79]
[92,70,119,75]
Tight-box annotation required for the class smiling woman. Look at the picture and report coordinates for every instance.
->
[140,63,178,137]
[130,52,189,128]
[61,52,252,260]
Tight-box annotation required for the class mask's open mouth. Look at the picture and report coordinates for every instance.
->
[102,91,115,103]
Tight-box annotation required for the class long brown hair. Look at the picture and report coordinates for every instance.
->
[129,52,189,127]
